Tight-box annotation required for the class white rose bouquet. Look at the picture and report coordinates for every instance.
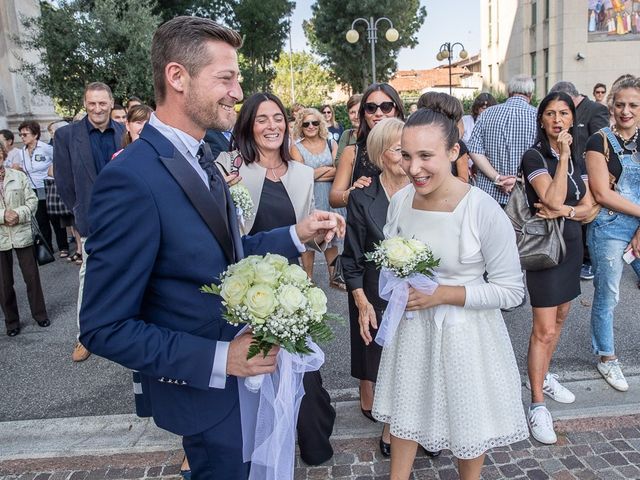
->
[201,253,336,361]
[203,254,338,480]
[229,183,254,223]
[365,237,440,346]
[365,237,440,278]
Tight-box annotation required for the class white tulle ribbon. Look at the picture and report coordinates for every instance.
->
[238,337,324,480]
[236,207,246,230]
[375,269,440,346]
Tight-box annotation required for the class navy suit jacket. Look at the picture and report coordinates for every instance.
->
[54,117,125,236]
[204,129,231,160]
[79,123,299,436]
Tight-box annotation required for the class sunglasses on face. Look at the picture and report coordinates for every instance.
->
[364,101,395,115]
[595,90,606,94]
[322,110,331,115]
[302,120,320,128]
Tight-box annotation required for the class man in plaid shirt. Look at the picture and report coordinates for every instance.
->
[468,75,537,206]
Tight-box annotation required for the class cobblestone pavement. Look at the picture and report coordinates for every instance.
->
[2,415,640,480]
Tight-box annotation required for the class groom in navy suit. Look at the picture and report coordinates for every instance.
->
[79,16,343,480]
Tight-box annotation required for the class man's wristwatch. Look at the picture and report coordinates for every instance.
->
[566,206,576,219]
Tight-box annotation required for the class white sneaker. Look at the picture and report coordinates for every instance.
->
[525,373,576,404]
[527,406,557,444]
[597,360,629,392]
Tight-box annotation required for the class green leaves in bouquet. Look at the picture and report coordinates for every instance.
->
[200,283,221,295]
[414,251,440,277]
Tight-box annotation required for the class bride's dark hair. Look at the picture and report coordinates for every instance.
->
[405,106,460,150]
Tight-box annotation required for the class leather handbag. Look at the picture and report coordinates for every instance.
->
[31,216,55,266]
[504,158,566,271]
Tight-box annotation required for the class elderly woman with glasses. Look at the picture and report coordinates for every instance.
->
[290,107,343,283]
[17,120,68,258]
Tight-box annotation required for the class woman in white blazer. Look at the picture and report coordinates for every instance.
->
[216,92,335,466]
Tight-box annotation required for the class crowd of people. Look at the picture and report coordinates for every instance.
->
[1,14,639,480]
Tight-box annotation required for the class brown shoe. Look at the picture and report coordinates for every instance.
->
[72,341,91,362]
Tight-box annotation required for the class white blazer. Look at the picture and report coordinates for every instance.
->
[216,151,315,235]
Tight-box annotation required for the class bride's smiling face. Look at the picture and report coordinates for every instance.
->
[401,124,458,198]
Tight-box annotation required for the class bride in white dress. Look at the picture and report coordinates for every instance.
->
[372,106,529,480]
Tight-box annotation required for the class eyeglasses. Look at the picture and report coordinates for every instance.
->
[387,147,403,156]
[18,132,32,137]
[302,121,320,128]
[595,90,606,94]
[364,101,395,115]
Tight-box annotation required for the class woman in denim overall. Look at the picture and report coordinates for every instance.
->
[585,76,640,392]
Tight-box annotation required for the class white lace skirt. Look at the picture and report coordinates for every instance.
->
[372,307,529,459]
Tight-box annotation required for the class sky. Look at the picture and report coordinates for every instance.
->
[289,0,481,71]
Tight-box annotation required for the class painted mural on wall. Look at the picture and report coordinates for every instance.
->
[588,0,640,41]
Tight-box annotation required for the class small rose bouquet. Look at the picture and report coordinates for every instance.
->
[366,237,440,278]
[229,183,254,223]
[201,253,336,367]
[366,237,440,346]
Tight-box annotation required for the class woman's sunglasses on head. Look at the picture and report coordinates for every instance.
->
[364,101,395,115]
[302,120,320,128]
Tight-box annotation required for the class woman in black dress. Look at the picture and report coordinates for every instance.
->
[329,83,405,208]
[521,92,598,445]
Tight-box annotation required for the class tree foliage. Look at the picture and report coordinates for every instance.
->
[304,0,427,93]
[271,52,336,108]
[153,0,233,22]
[14,0,160,115]
[230,0,295,95]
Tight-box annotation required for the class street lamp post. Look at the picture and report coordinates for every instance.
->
[346,17,399,84]
[436,42,468,95]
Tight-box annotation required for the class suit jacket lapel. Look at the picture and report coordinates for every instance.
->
[366,178,389,237]
[159,151,235,263]
[74,121,97,182]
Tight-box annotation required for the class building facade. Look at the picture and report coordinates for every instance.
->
[0,0,58,137]
[481,0,640,98]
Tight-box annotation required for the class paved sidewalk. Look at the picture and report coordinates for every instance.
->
[2,378,640,479]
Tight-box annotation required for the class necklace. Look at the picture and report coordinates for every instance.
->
[612,124,639,152]
[264,162,285,181]
[550,148,580,201]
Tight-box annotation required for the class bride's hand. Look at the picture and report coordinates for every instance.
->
[406,286,441,311]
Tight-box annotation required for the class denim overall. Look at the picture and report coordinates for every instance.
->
[587,128,640,356]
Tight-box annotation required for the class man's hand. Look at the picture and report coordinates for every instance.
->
[226,332,280,378]
[224,172,242,187]
[4,209,19,226]
[295,210,346,245]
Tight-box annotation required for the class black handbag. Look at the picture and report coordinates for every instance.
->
[504,153,566,271]
[31,216,55,266]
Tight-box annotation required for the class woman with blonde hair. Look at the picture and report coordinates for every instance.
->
[342,118,412,457]
[290,107,343,284]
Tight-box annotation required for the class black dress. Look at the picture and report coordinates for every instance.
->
[250,177,336,466]
[341,177,388,382]
[521,147,587,307]
[351,140,381,184]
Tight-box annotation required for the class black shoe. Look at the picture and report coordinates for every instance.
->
[379,437,391,457]
[422,447,442,457]
[7,328,20,337]
[361,408,377,422]
[36,319,50,328]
